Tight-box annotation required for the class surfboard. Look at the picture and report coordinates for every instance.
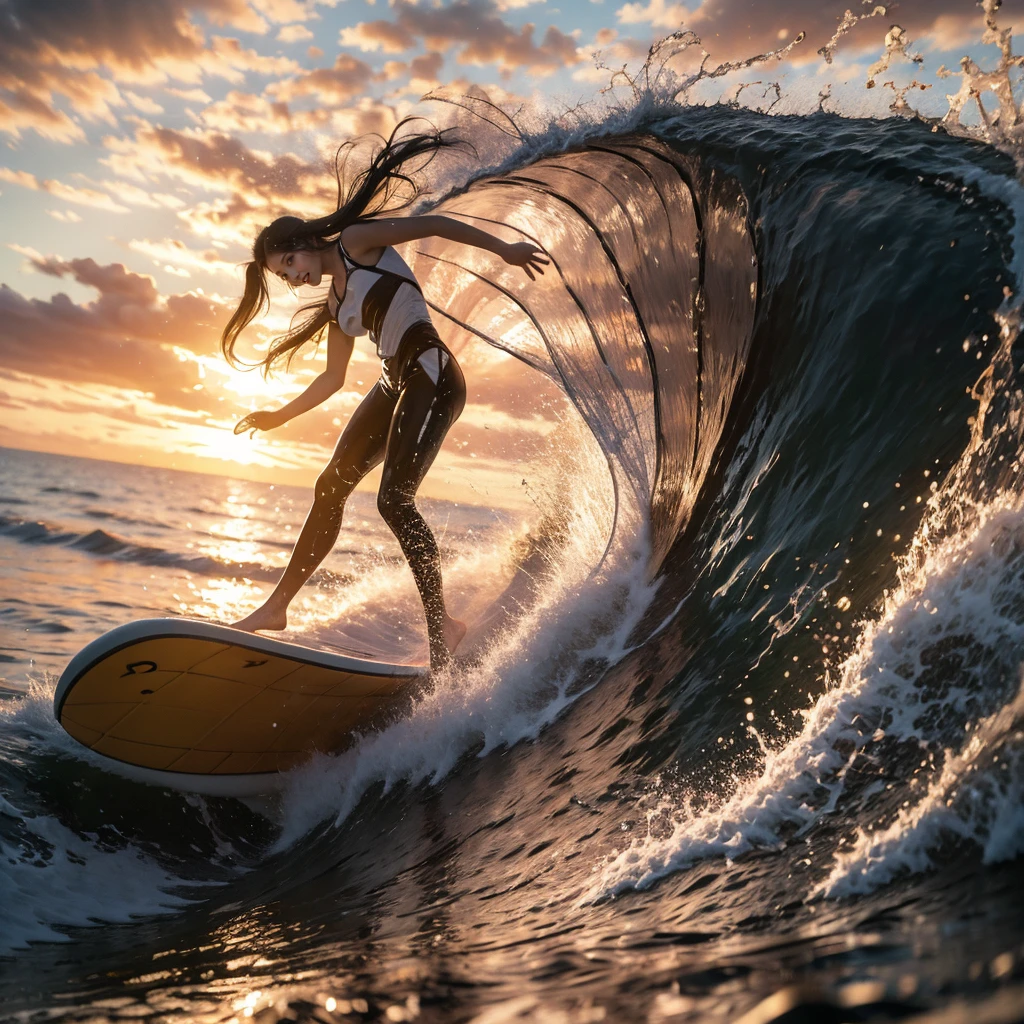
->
[53,618,426,797]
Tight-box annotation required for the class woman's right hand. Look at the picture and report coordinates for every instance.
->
[501,241,549,280]
[233,409,284,437]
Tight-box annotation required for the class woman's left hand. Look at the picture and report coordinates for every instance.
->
[501,241,549,280]
[233,409,284,437]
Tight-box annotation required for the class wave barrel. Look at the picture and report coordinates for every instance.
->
[405,134,758,571]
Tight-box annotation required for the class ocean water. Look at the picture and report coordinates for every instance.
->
[4,82,1024,1024]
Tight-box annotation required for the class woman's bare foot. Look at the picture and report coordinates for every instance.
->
[443,615,467,657]
[232,602,288,632]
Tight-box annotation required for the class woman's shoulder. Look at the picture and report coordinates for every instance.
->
[338,221,381,263]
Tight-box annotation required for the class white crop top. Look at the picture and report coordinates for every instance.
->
[332,241,432,359]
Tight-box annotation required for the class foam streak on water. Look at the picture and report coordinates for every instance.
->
[0,790,194,953]
[0,691,193,953]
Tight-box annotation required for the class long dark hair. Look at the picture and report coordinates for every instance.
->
[221,118,465,375]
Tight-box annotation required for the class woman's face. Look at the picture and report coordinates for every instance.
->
[265,248,321,288]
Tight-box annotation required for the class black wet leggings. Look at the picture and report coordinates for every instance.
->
[268,339,466,670]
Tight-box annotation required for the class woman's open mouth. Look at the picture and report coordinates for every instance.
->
[303,272,310,285]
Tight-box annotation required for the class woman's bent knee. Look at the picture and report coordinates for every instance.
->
[377,487,418,530]
[315,463,355,504]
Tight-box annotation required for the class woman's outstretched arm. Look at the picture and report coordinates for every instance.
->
[234,323,354,435]
[343,215,549,280]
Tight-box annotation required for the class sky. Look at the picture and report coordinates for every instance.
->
[0,0,1018,509]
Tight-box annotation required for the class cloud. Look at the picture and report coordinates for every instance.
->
[268,53,377,104]
[0,0,301,142]
[617,0,690,30]
[622,0,1024,66]
[916,8,1024,52]
[0,90,86,144]
[0,261,218,407]
[195,88,398,139]
[124,90,165,115]
[178,195,268,247]
[168,86,215,104]
[340,21,417,54]
[340,0,581,75]
[0,249,326,433]
[97,181,187,210]
[201,36,303,82]
[46,210,84,224]
[198,90,298,134]
[251,0,320,25]
[278,24,314,43]
[128,238,240,279]
[382,52,446,95]
[314,98,403,151]
[97,98,410,242]
[573,32,661,82]
[0,168,39,191]
[0,167,132,212]
[101,124,323,209]
[0,249,568,504]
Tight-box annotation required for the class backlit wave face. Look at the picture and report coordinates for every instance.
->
[402,136,758,571]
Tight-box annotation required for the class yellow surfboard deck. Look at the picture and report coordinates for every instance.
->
[54,618,426,796]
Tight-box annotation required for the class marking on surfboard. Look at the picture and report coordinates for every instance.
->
[122,660,157,677]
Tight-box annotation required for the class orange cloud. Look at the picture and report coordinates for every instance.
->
[339,0,580,75]
[124,90,165,116]
[0,91,85,144]
[574,31,653,82]
[0,250,234,409]
[199,91,298,134]
[616,0,1024,64]
[268,53,378,104]
[168,86,215,104]
[0,263,565,505]
[97,181,187,210]
[97,98,414,243]
[340,21,417,55]
[178,195,268,247]
[102,124,324,208]
[46,210,84,224]
[0,0,302,142]
[0,168,132,213]
[382,53,446,95]
[617,0,690,30]
[252,0,321,25]
[278,24,315,44]
[128,237,239,279]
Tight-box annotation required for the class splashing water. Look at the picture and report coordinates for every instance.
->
[274,417,657,845]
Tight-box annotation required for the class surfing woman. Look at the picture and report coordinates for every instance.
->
[221,121,548,671]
